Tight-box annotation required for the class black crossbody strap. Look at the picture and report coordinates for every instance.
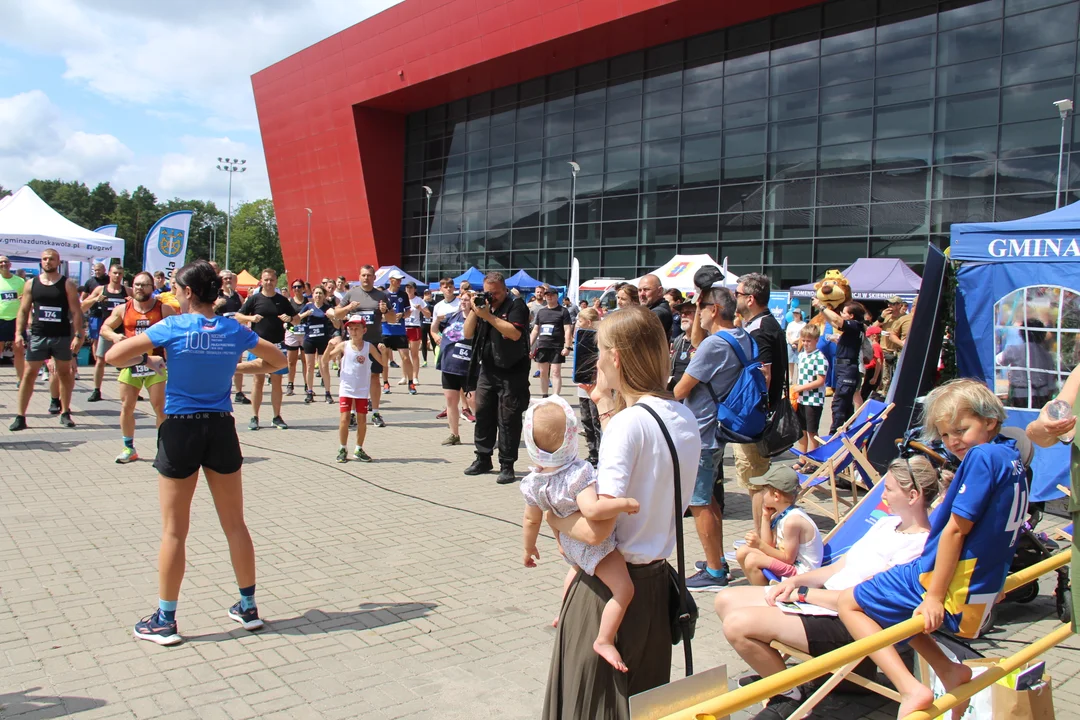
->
[638,402,693,675]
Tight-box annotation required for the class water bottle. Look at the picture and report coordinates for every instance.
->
[1046,399,1074,421]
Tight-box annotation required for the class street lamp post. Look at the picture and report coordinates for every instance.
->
[1055,99,1073,209]
[215,157,246,269]
[305,208,313,281]
[209,224,217,262]
[568,162,580,281]
[422,186,433,281]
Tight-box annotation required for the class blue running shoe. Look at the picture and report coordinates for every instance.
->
[229,602,264,631]
[685,568,729,591]
[133,611,182,646]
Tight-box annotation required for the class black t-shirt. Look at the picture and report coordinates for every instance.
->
[649,299,674,340]
[835,319,864,364]
[79,276,109,319]
[481,296,531,374]
[238,291,295,344]
[745,311,787,408]
[534,306,572,349]
[215,291,243,317]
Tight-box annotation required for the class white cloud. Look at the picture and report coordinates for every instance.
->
[1,0,400,132]
[0,90,134,187]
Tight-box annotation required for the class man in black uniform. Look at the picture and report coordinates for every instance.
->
[816,299,867,434]
[236,268,299,430]
[11,248,84,430]
[529,287,572,398]
[463,272,531,484]
[81,263,130,402]
[335,264,394,428]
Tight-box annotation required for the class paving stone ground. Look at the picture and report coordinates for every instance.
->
[1,360,1078,719]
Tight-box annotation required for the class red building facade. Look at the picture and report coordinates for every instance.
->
[252,0,820,282]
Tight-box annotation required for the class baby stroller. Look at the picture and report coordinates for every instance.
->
[896,426,1071,631]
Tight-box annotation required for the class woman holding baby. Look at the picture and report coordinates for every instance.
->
[542,305,700,719]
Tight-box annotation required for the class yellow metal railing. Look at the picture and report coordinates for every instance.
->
[658,548,1072,720]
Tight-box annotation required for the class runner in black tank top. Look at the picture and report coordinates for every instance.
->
[81,264,130,402]
[12,248,84,431]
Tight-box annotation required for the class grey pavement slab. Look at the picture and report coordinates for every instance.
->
[0,361,1076,719]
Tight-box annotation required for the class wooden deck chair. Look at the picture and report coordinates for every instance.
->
[765,478,904,713]
[794,421,876,524]
[790,400,893,479]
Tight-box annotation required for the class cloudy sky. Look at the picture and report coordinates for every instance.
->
[0,0,400,209]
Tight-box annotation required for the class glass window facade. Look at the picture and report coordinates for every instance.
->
[401,0,1080,287]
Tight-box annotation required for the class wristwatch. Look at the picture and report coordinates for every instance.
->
[797,586,809,604]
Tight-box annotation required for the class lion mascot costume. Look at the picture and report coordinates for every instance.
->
[809,269,852,396]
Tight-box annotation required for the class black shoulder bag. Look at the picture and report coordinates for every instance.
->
[756,369,802,458]
[638,403,697,676]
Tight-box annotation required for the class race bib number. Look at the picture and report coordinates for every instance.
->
[308,325,324,338]
[0,291,16,302]
[540,324,555,336]
[37,305,62,323]
[131,364,156,378]
[358,310,376,324]
[450,345,472,362]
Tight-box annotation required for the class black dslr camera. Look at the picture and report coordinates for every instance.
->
[473,291,492,308]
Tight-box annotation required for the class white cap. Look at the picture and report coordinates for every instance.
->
[388,269,406,280]
[345,314,368,326]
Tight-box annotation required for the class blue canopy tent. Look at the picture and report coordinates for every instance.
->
[951,200,1080,502]
[373,265,425,288]
[428,266,486,290]
[506,269,544,291]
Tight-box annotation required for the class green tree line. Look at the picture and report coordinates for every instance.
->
[0,181,283,279]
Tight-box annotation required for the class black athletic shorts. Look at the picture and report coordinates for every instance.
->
[442,372,467,391]
[154,413,243,479]
[382,334,408,351]
[534,347,566,364]
[0,319,14,343]
[302,337,330,355]
[800,615,878,680]
[797,403,823,436]
[369,352,384,376]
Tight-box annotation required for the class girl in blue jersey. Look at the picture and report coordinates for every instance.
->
[105,260,287,646]
[838,379,1027,719]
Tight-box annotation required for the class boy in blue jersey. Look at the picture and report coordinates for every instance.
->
[838,379,1027,719]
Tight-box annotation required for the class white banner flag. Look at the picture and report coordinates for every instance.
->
[568,257,580,307]
[142,211,193,275]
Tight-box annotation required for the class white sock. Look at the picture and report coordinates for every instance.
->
[778,686,803,701]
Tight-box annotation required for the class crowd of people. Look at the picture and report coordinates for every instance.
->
[2,248,1061,720]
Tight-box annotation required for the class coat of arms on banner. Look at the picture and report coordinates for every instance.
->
[158,228,185,257]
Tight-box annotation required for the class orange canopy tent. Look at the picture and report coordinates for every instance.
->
[233,269,259,298]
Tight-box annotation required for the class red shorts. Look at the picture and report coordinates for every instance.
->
[406,326,422,342]
[766,558,800,578]
[339,397,370,414]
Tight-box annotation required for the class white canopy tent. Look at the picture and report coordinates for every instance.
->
[633,254,739,296]
[0,186,124,262]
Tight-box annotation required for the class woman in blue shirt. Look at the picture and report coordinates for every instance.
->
[106,260,286,646]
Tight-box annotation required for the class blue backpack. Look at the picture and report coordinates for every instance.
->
[705,331,769,444]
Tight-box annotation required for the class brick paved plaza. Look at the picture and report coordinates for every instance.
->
[2,364,1079,719]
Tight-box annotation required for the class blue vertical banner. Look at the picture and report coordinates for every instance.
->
[142,211,193,275]
[768,291,791,329]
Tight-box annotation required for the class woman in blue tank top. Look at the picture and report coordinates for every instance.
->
[105,260,286,646]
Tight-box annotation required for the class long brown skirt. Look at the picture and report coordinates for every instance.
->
[542,559,672,720]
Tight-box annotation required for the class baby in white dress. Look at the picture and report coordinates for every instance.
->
[520,396,639,672]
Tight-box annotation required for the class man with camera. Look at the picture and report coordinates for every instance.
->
[462,272,531,485]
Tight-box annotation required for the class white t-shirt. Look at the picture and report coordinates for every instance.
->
[433,298,460,326]
[595,396,700,564]
[405,296,426,327]
[824,516,929,590]
[339,340,373,399]
[786,320,806,347]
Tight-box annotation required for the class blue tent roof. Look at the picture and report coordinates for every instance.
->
[373,265,425,288]
[425,267,488,291]
[505,269,544,290]
[951,200,1080,262]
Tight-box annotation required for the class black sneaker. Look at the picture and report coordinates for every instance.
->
[133,611,182,646]
[336,448,348,463]
[9,415,27,432]
[248,416,259,431]
[694,560,732,579]
[48,398,61,415]
[749,696,804,720]
[349,412,357,428]
[59,412,75,428]
[304,390,315,404]
[464,455,494,476]
[87,388,102,402]
[496,464,517,484]
[325,391,334,404]
[685,568,729,591]
[285,382,294,397]
[390,360,399,369]
[228,602,264,631]
[234,391,251,405]
[272,416,288,430]
[371,412,385,428]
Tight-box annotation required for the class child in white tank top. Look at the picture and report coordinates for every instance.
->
[735,465,823,585]
[324,318,374,463]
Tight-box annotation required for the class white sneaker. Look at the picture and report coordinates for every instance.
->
[397,377,409,385]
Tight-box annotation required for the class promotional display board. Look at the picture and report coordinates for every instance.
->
[951,202,1080,501]
[142,211,193,276]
